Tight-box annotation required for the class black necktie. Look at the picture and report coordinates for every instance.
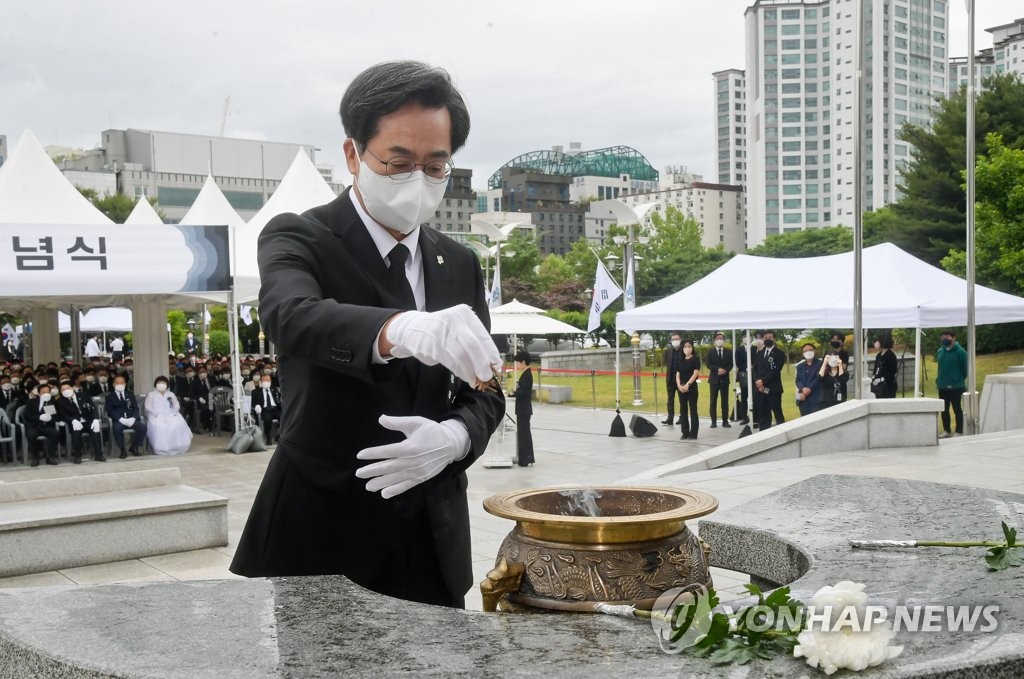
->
[718,348,723,360]
[387,244,416,310]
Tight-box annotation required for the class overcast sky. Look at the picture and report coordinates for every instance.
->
[3,0,1019,188]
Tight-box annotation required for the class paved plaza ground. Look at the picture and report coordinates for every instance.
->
[2,402,1022,612]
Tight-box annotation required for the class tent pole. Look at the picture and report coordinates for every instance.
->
[852,0,865,401]
[914,327,922,397]
[614,324,621,410]
[70,306,82,365]
[228,224,244,433]
[745,329,753,423]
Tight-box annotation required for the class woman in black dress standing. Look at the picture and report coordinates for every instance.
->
[818,353,849,410]
[511,351,534,466]
[871,335,899,399]
[675,339,702,440]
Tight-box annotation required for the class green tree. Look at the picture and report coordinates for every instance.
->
[746,226,853,258]
[167,310,188,354]
[76,187,141,224]
[942,133,1024,293]
[875,73,1024,264]
[499,229,540,284]
[634,206,733,302]
[536,253,573,292]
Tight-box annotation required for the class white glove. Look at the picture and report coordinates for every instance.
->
[119,417,136,427]
[91,419,101,433]
[355,415,470,499]
[199,397,206,405]
[40,413,52,422]
[385,304,502,385]
[72,419,83,431]
[254,404,262,415]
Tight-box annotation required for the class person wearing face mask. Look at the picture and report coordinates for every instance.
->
[662,332,685,426]
[870,335,899,399]
[89,370,112,398]
[251,373,283,444]
[22,380,61,467]
[105,374,147,458]
[181,367,200,432]
[749,331,765,427]
[817,350,849,410]
[795,343,823,416]
[184,331,199,356]
[231,61,504,611]
[674,339,702,439]
[752,330,786,430]
[0,374,21,416]
[706,332,733,429]
[935,330,968,438]
[57,379,104,463]
[145,376,192,455]
[829,332,851,404]
[733,337,750,426]
[190,368,214,433]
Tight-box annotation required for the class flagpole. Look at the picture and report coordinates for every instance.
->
[965,0,978,431]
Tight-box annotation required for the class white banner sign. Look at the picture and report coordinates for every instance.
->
[0,224,230,296]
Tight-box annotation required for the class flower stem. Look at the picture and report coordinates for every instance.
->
[916,540,1006,548]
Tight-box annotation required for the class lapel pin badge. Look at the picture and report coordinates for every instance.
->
[437,255,445,265]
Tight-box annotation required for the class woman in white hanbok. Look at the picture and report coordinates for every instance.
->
[145,376,192,455]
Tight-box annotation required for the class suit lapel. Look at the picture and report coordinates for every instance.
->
[418,227,452,312]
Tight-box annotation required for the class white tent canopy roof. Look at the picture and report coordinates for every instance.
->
[124,197,164,225]
[235,149,338,304]
[179,176,245,230]
[617,243,1024,332]
[490,299,585,336]
[0,130,112,225]
[58,307,132,332]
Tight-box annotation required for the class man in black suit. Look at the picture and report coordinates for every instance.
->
[752,330,786,430]
[190,367,214,433]
[250,373,282,443]
[231,61,504,609]
[733,338,750,425]
[22,379,60,467]
[89,368,113,398]
[662,332,684,426]
[510,351,534,466]
[706,332,733,429]
[105,374,146,458]
[184,332,199,356]
[57,379,104,463]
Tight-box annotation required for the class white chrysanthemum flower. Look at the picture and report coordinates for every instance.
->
[794,581,903,675]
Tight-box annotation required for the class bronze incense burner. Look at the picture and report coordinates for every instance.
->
[480,486,718,613]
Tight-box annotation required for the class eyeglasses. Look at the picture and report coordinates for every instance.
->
[362,147,453,184]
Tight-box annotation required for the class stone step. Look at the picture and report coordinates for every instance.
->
[0,468,228,578]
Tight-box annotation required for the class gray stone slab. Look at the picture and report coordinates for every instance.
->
[0,468,182,503]
[0,474,1021,677]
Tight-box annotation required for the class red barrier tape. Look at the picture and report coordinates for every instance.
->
[502,367,711,379]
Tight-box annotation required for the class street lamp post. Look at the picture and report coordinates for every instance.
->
[606,229,648,406]
[258,330,266,356]
[630,332,643,406]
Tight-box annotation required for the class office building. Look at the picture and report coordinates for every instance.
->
[58,128,345,222]
[948,17,1024,95]
[713,69,749,185]
[615,179,745,252]
[735,0,947,244]
[427,168,477,240]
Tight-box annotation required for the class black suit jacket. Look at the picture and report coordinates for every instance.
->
[57,391,97,425]
[753,346,785,392]
[231,189,504,605]
[22,397,58,433]
[512,367,533,417]
[251,386,282,415]
[706,346,733,385]
[104,390,142,422]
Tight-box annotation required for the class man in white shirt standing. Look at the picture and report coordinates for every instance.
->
[84,336,101,359]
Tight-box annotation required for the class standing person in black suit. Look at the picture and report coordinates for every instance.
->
[871,335,899,398]
[511,351,534,467]
[706,332,733,429]
[662,332,684,426]
[230,61,504,609]
[753,330,786,430]
[105,374,146,458]
[251,372,282,444]
[734,337,750,425]
[675,339,702,439]
[57,379,104,463]
[22,380,60,467]
[184,332,199,356]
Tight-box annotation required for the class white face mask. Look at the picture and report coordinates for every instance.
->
[61,389,74,398]
[670,340,680,350]
[156,383,168,393]
[40,392,52,402]
[354,147,448,234]
[1,383,10,391]
[114,384,125,393]
[803,351,815,360]
[714,339,725,348]
[829,356,840,367]
[98,376,108,383]
[261,381,272,389]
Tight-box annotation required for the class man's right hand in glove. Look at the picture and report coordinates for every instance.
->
[379,304,502,386]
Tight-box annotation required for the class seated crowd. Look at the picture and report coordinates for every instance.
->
[0,351,281,467]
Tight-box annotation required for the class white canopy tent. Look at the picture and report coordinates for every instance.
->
[489,299,586,336]
[617,243,1024,331]
[616,243,1024,399]
[124,197,164,225]
[235,149,337,304]
[58,308,132,333]
[0,130,231,394]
